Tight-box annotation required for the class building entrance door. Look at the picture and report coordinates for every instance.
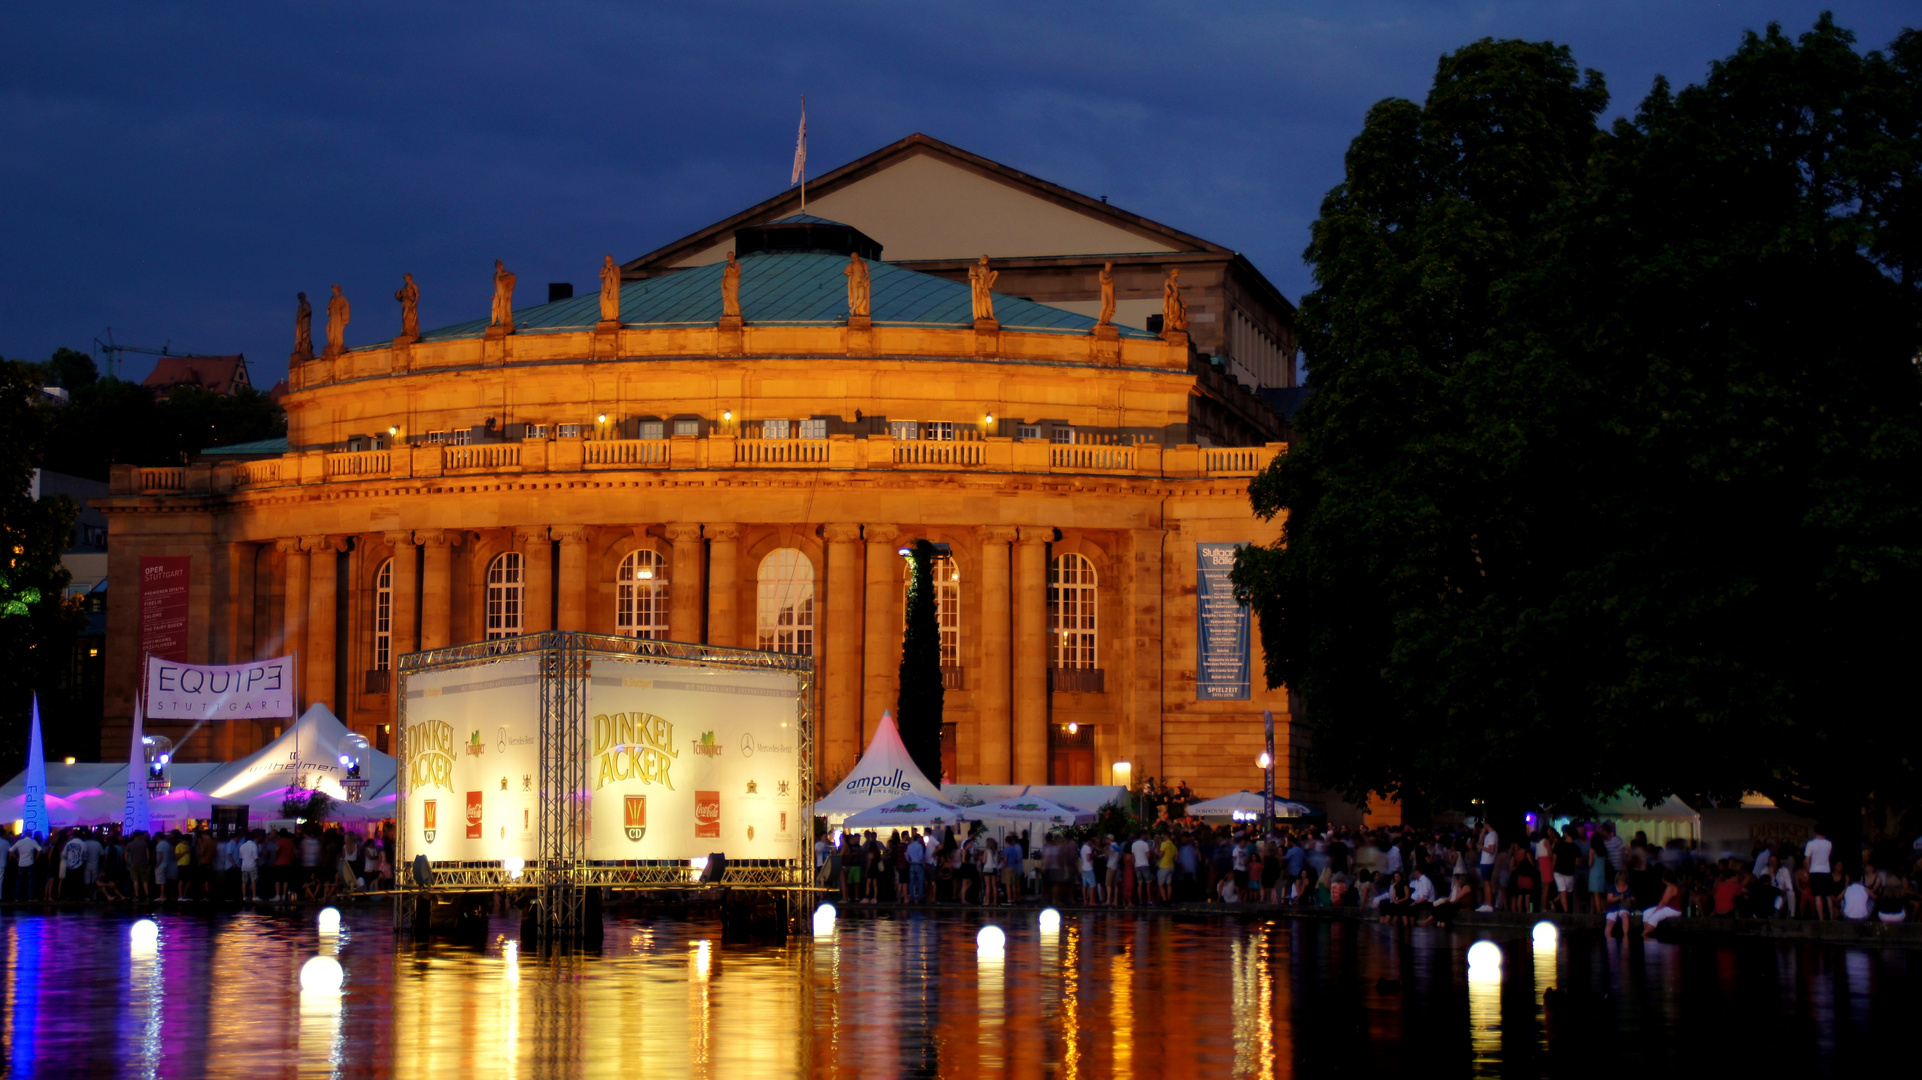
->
[1048,724,1095,785]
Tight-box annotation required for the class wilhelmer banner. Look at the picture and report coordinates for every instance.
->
[145,655,296,719]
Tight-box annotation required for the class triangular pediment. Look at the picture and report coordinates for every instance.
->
[626,134,1223,274]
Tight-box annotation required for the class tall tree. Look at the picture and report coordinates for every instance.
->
[897,539,945,784]
[1235,21,1922,839]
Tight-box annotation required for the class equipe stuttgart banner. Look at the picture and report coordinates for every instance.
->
[584,656,800,861]
[401,656,542,862]
[145,656,297,719]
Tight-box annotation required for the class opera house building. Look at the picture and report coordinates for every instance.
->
[99,135,1317,805]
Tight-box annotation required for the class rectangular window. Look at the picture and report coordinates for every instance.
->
[888,420,919,441]
[447,429,470,446]
[1017,424,1040,441]
[426,431,446,444]
[637,421,663,440]
[673,419,700,437]
[557,423,582,439]
[761,419,791,440]
[1051,426,1074,444]
[926,422,955,442]
[799,418,827,439]
[526,424,549,439]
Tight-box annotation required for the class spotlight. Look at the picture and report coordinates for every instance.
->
[597,414,608,424]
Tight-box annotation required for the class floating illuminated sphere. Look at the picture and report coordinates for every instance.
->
[1467,940,1503,971]
[1531,920,1559,949]
[977,925,1006,953]
[318,907,341,935]
[1038,908,1061,933]
[812,903,837,936]
[300,955,345,993]
[130,919,159,946]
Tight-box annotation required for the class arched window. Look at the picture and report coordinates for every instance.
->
[374,558,393,670]
[485,552,524,640]
[756,549,815,655]
[1049,553,1097,668]
[904,554,960,666]
[616,550,669,639]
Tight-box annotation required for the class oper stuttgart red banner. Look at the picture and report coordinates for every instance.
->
[139,556,191,663]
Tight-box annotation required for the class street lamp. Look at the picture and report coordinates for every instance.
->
[1260,710,1276,830]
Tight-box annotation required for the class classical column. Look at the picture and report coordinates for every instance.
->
[977,526,1018,783]
[862,524,900,748]
[279,539,308,708]
[823,523,864,779]
[665,523,704,644]
[517,527,553,633]
[706,524,739,647]
[305,535,343,712]
[1012,527,1051,784]
[216,541,256,761]
[556,527,589,631]
[383,532,419,659]
[419,531,453,650]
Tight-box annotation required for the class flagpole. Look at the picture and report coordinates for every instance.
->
[800,95,808,211]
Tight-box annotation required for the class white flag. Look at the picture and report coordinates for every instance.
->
[790,100,807,186]
[124,692,152,833]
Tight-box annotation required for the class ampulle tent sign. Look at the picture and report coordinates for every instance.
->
[145,655,296,719]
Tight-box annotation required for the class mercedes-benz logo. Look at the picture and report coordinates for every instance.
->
[739,732,755,757]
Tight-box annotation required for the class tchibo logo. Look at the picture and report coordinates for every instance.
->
[694,791,720,838]
[845,769,912,797]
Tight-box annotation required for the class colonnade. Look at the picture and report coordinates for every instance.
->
[267,522,1066,784]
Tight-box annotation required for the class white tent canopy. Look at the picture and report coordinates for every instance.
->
[1562,791,1701,846]
[941,784,1126,814]
[972,795,1095,826]
[1,704,397,827]
[814,712,943,820]
[840,792,975,830]
[1184,790,1319,821]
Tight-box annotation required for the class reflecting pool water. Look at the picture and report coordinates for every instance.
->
[0,906,1914,1077]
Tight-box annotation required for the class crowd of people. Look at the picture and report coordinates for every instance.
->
[813,816,1922,933]
[0,822,396,904]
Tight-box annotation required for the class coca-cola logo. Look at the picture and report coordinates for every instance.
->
[695,790,720,838]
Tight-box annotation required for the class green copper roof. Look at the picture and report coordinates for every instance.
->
[199,436,290,455]
[402,252,1154,346]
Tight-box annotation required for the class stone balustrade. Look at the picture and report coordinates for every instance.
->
[109,436,1285,496]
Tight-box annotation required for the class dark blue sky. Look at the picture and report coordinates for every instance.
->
[2,2,1911,388]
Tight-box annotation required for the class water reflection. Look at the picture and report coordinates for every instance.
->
[0,909,1912,1077]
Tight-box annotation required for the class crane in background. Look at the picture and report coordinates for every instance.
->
[92,328,203,380]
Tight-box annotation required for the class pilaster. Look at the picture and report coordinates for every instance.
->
[665,523,705,644]
[1013,526,1051,784]
[706,524,740,647]
[977,526,1017,784]
[822,523,864,780]
[862,524,901,748]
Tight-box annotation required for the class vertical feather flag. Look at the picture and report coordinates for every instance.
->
[124,692,151,833]
[23,694,47,837]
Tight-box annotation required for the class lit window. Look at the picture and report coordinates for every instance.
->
[904,554,960,665]
[616,550,669,639]
[447,430,470,446]
[1051,426,1074,444]
[673,419,700,437]
[888,420,919,441]
[426,431,446,444]
[800,418,827,439]
[526,424,549,439]
[638,421,664,440]
[1018,424,1040,440]
[485,552,524,640]
[1049,553,1097,668]
[756,549,815,655]
[761,419,791,439]
[374,558,393,670]
[926,422,955,442]
[557,423,582,439]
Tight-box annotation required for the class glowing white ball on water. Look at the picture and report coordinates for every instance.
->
[130,919,159,946]
[318,907,341,934]
[1038,908,1062,933]
[1532,921,1559,948]
[812,903,837,936]
[300,955,344,993]
[977,925,1006,953]
[1467,940,1503,971]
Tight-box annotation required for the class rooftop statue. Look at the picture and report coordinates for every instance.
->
[599,255,621,325]
[722,251,742,319]
[325,284,350,355]
[490,260,516,332]
[395,273,420,342]
[1163,268,1187,334]
[293,292,313,361]
[845,253,871,318]
[968,255,997,323]
[1097,262,1116,326]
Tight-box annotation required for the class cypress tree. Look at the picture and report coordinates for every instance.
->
[897,539,945,784]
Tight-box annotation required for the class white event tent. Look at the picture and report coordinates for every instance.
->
[1184,790,1319,823]
[0,704,397,828]
[839,792,975,830]
[814,713,943,822]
